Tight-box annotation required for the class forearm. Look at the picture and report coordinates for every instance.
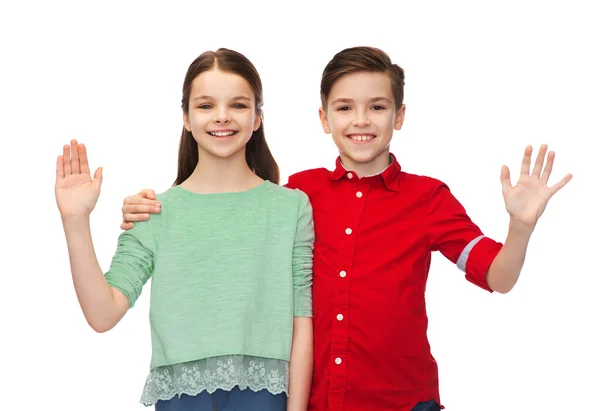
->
[287,317,313,411]
[62,216,126,332]
[486,219,534,293]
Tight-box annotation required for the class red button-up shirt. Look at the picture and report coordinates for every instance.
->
[286,154,503,411]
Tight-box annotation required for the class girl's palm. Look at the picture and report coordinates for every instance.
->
[55,140,103,220]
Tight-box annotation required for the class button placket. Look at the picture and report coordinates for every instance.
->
[328,182,367,408]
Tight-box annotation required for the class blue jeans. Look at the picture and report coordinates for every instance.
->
[154,387,286,411]
[411,400,441,411]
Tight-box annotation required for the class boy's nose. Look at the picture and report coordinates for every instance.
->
[352,113,371,127]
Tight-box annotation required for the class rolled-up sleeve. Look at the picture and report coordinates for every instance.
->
[105,222,155,308]
[426,183,503,292]
[292,191,314,316]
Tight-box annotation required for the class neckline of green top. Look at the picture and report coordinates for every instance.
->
[172,180,273,198]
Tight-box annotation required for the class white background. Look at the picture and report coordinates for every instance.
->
[1,1,598,410]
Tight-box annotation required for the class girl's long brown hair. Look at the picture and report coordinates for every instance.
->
[174,48,279,185]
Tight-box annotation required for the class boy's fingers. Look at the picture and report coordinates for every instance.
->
[123,196,161,207]
[123,213,151,222]
[139,189,157,200]
[122,204,160,214]
[120,222,135,230]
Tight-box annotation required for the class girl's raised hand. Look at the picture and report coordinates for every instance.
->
[55,139,103,221]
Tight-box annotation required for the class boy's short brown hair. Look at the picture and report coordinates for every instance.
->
[320,46,405,110]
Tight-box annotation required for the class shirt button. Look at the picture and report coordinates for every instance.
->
[345,228,352,235]
[347,172,353,179]
[356,191,363,198]
[335,357,342,365]
[337,314,344,321]
[339,270,347,278]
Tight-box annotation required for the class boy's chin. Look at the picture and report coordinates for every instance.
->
[341,151,384,165]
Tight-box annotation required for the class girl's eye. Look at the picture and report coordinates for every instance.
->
[232,104,248,109]
[198,104,212,109]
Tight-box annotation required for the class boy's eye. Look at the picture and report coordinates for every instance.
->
[372,105,385,110]
[337,106,351,111]
[198,104,212,109]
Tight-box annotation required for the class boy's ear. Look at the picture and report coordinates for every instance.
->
[319,107,331,134]
[394,104,406,131]
[183,110,192,132]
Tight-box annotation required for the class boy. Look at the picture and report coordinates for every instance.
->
[120,47,571,411]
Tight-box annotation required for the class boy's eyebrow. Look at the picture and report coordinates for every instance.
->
[331,97,393,104]
[192,95,252,102]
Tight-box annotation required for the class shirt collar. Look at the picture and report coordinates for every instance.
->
[329,153,402,192]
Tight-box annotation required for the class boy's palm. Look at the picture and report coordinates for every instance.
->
[500,144,572,229]
[55,140,103,220]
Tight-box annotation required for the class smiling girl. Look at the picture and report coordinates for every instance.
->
[54,49,314,411]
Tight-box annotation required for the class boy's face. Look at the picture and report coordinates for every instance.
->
[319,71,405,175]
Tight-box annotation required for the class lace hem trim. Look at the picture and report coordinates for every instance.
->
[140,355,289,406]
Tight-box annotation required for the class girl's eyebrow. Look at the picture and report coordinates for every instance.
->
[192,95,252,102]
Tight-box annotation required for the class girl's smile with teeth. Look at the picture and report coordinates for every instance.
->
[208,130,238,137]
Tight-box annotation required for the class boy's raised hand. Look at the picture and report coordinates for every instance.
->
[55,139,103,221]
[500,144,572,231]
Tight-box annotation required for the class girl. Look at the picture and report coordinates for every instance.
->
[55,48,314,411]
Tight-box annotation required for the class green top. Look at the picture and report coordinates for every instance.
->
[105,181,314,371]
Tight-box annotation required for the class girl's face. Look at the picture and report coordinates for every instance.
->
[319,71,405,174]
[184,68,261,161]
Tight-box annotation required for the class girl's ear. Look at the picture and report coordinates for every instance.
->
[183,110,192,132]
[254,110,263,132]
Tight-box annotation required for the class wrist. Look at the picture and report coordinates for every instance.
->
[61,214,91,229]
[508,217,534,238]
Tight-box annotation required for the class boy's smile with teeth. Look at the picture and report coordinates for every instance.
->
[347,134,375,142]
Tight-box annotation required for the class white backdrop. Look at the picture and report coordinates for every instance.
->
[1,1,598,410]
